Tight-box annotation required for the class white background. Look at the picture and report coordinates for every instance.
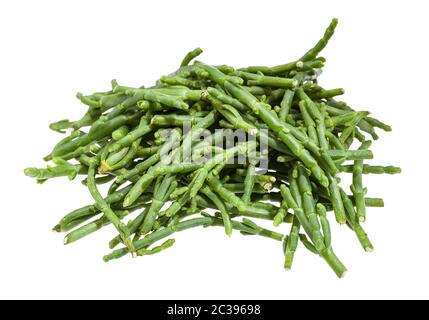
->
[1,0,428,299]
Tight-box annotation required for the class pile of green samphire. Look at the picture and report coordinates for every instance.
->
[25,18,400,277]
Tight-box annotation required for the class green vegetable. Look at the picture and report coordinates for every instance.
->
[25,18,399,278]
[338,164,401,174]
[351,141,372,222]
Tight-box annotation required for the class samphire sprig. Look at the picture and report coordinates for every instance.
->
[25,18,400,278]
